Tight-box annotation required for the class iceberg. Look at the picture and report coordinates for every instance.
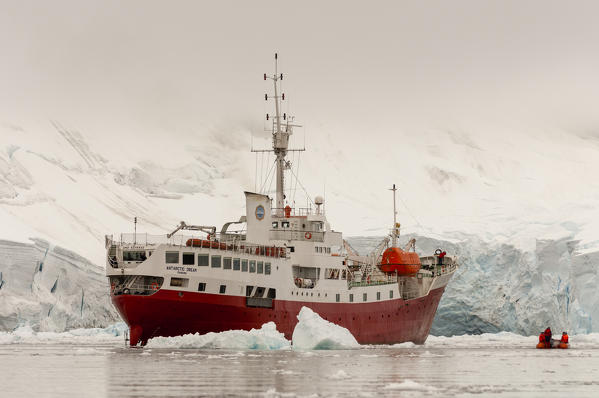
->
[291,307,359,350]
[146,322,290,350]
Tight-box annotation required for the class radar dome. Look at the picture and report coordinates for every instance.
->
[314,196,324,205]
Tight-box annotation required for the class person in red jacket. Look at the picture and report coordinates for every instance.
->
[544,327,552,346]
[561,332,569,344]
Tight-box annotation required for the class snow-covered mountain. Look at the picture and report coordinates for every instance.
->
[1,119,598,335]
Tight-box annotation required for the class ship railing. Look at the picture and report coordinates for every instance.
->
[113,233,288,259]
[269,229,325,242]
[347,273,397,289]
[111,283,160,296]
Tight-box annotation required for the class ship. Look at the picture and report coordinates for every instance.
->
[105,54,458,346]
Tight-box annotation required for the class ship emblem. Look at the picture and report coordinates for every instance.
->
[255,205,265,220]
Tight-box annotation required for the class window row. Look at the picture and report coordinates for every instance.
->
[165,252,271,274]
[272,221,290,229]
[315,246,331,254]
[335,290,394,302]
[176,280,227,294]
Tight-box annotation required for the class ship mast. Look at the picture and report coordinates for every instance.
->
[255,53,304,216]
[391,184,399,247]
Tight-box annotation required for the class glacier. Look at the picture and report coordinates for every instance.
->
[0,239,119,332]
[350,234,599,336]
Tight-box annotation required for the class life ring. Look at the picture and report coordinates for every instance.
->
[150,282,159,291]
[305,232,312,240]
[434,248,442,255]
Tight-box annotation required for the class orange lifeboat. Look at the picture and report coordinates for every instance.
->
[379,247,421,275]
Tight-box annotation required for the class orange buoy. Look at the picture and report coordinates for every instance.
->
[379,247,421,275]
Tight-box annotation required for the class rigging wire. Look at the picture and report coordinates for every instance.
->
[397,194,442,238]
[259,159,276,194]
[293,151,301,204]
[288,162,314,206]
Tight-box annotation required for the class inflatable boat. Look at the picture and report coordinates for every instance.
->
[536,339,569,349]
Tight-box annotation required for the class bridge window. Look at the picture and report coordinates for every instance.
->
[223,257,232,270]
[257,261,264,274]
[198,254,209,266]
[249,260,256,273]
[233,258,241,270]
[198,282,206,292]
[123,251,146,262]
[267,288,276,299]
[211,255,221,268]
[281,221,290,228]
[265,262,271,275]
[246,285,253,296]
[272,221,278,229]
[182,253,194,265]
[219,285,226,294]
[325,268,339,279]
[170,277,188,287]
[242,259,248,272]
[165,252,179,264]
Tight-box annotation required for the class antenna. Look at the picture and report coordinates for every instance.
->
[253,53,304,216]
[390,185,399,247]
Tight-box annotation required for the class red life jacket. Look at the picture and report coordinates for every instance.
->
[561,334,569,344]
[539,333,545,343]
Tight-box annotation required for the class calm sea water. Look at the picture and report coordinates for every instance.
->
[1,340,598,397]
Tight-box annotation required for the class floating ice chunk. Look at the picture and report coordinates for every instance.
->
[330,369,351,379]
[383,380,437,391]
[146,322,291,350]
[0,322,126,345]
[291,307,359,350]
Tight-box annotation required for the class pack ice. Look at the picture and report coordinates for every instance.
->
[146,307,359,350]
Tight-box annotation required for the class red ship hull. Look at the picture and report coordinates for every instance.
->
[112,287,446,346]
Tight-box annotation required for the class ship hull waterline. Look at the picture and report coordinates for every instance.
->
[112,286,447,346]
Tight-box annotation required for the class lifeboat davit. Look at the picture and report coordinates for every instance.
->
[379,247,421,275]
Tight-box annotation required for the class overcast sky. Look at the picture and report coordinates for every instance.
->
[2,1,599,239]
[2,0,599,137]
